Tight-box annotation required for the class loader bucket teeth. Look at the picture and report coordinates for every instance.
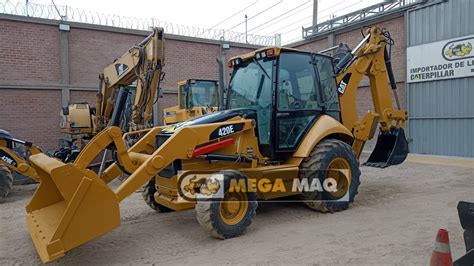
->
[26,153,120,263]
[364,128,409,168]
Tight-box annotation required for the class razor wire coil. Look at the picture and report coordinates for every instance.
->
[0,0,276,46]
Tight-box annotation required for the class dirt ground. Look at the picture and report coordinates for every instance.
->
[0,154,472,265]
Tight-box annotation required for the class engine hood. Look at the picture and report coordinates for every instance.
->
[161,108,256,134]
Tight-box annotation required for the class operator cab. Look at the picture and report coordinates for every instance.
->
[179,79,218,110]
[227,48,340,160]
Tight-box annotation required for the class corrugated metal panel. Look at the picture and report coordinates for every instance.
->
[407,0,474,157]
[408,0,474,46]
[408,78,474,156]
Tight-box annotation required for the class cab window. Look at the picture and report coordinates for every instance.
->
[277,52,322,111]
[315,56,340,119]
[179,84,187,109]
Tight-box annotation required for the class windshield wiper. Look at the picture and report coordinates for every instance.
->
[252,58,271,80]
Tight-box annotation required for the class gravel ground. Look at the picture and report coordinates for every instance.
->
[0,154,472,265]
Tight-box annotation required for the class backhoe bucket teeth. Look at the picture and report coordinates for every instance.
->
[364,128,409,168]
[25,153,120,263]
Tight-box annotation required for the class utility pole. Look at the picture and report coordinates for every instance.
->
[245,14,248,44]
[312,0,318,27]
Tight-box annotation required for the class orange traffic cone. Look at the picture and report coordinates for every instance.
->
[430,229,453,266]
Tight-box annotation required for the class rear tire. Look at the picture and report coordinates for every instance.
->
[196,171,257,239]
[299,139,361,212]
[0,164,13,199]
[142,178,174,212]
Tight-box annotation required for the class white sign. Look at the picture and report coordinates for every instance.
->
[407,35,474,83]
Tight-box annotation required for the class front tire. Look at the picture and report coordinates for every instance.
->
[299,139,361,212]
[0,164,13,199]
[142,178,174,212]
[195,171,257,239]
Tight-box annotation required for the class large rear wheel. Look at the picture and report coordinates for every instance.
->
[196,171,257,239]
[299,139,361,212]
[0,164,13,199]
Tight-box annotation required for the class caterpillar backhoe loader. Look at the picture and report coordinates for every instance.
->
[0,130,41,198]
[0,27,164,198]
[163,79,219,125]
[24,27,408,262]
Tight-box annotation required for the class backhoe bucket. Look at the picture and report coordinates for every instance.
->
[25,153,120,263]
[364,128,409,168]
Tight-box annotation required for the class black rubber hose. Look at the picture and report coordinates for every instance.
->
[384,47,397,90]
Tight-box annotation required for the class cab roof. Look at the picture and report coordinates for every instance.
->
[228,46,332,66]
[228,47,299,62]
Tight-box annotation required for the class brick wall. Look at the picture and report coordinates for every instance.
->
[68,28,252,90]
[0,15,256,150]
[0,19,60,84]
[0,89,62,150]
[70,90,96,104]
[333,16,406,83]
[294,38,328,53]
[0,13,407,150]
[69,28,143,87]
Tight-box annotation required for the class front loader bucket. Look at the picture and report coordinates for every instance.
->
[26,153,120,263]
[364,128,409,168]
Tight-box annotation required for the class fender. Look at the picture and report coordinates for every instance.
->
[293,115,353,158]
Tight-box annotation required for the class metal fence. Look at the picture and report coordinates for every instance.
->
[302,0,425,40]
[0,0,277,46]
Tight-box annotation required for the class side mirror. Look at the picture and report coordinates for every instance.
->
[62,107,70,116]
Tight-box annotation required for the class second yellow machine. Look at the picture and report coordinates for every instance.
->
[163,79,219,125]
[24,27,408,262]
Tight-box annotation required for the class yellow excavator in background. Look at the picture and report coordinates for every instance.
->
[24,27,408,262]
[163,79,219,125]
[0,27,165,198]
[58,26,165,160]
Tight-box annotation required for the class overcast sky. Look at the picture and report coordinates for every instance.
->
[25,0,383,44]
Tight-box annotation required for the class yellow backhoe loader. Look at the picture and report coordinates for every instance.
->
[0,27,164,198]
[24,27,408,262]
[163,79,219,125]
[0,130,41,198]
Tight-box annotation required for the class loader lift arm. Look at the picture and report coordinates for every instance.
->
[26,118,255,262]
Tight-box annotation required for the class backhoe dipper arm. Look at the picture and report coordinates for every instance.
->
[335,27,408,158]
[95,27,165,132]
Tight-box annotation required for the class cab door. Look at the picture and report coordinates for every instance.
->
[273,52,338,159]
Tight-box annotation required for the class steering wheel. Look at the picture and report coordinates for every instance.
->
[290,100,303,110]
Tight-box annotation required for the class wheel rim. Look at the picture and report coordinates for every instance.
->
[219,192,248,225]
[326,158,352,198]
